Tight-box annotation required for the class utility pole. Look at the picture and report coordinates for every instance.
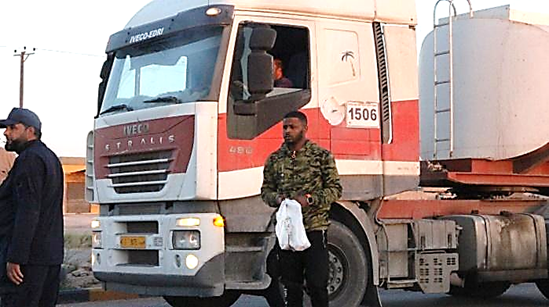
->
[13,47,36,108]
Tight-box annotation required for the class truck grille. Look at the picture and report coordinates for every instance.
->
[108,151,172,194]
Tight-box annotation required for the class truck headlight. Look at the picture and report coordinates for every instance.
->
[176,217,200,227]
[172,231,200,250]
[186,254,199,269]
[91,220,100,229]
[92,231,102,249]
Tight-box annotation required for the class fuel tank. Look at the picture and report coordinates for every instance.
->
[443,213,547,282]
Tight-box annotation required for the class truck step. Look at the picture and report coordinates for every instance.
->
[387,279,417,289]
[226,246,264,253]
[227,279,271,290]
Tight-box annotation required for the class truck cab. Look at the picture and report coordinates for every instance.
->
[88,1,549,306]
[87,0,419,306]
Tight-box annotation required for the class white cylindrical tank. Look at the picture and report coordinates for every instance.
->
[420,5,549,161]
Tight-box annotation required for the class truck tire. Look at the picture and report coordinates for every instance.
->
[535,279,549,299]
[163,291,240,307]
[321,220,369,307]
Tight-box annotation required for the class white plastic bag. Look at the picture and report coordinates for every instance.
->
[275,199,311,251]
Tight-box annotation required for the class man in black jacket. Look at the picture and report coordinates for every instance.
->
[0,108,64,307]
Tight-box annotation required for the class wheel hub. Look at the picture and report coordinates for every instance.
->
[328,248,345,296]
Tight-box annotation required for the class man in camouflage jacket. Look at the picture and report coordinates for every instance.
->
[261,111,342,307]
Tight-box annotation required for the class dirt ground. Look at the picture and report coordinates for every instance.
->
[62,214,99,290]
[62,247,99,290]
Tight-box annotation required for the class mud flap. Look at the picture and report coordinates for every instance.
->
[361,284,382,307]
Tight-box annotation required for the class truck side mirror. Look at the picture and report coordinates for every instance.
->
[247,26,277,101]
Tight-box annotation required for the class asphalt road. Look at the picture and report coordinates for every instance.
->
[58,283,548,307]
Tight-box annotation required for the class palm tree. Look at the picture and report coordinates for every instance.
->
[341,51,356,76]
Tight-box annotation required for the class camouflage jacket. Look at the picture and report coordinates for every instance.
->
[261,141,342,231]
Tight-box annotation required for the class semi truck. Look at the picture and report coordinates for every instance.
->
[86,0,549,306]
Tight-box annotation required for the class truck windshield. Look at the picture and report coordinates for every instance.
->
[100,26,223,115]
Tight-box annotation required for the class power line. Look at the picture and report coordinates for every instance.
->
[36,48,104,58]
[0,46,104,57]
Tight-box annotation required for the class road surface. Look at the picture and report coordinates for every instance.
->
[58,283,548,307]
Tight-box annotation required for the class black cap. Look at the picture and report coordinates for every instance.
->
[0,108,42,131]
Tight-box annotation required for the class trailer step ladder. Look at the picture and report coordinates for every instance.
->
[432,0,473,159]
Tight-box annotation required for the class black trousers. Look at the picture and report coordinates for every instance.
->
[279,230,329,307]
[262,245,286,307]
[0,264,60,307]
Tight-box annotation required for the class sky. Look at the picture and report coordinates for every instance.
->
[0,0,548,157]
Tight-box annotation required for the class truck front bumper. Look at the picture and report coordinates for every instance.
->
[95,253,224,296]
[91,213,225,297]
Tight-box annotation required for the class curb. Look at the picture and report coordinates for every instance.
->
[58,288,154,304]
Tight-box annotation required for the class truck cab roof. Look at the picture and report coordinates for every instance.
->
[125,0,417,29]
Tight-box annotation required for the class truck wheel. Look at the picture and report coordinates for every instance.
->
[535,279,549,299]
[323,220,369,307]
[163,291,240,307]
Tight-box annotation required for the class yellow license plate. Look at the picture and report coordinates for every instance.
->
[120,236,146,249]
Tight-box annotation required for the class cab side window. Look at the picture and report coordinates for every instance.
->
[229,23,310,101]
[227,22,311,140]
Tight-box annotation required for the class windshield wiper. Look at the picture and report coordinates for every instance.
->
[99,104,134,115]
[143,96,182,104]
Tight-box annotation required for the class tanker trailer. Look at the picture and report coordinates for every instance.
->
[412,4,549,298]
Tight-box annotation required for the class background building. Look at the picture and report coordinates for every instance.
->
[60,157,93,214]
